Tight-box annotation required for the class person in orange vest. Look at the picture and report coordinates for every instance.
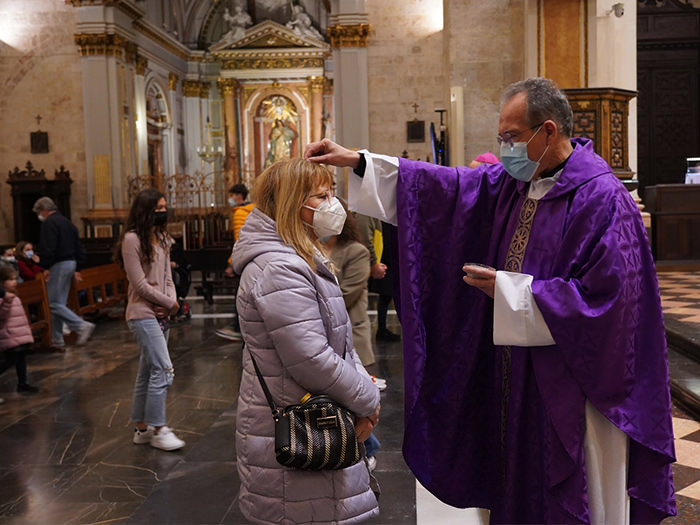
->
[228,183,255,242]
[216,183,255,341]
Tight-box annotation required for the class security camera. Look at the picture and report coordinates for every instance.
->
[612,3,624,17]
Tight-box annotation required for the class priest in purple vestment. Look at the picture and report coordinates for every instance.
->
[304,77,675,524]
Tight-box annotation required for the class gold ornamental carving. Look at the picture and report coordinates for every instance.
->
[183,81,210,98]
[135,54,148,75]
[168,74,178,92]
[217,78,240,97]
[222,57,324,70]
[242,86,258,106]
[74,33,131,58]
[183,80,201,97]
[124,41,137,64]
[168,73,179,91]
[327,24,370,48]
[308,76,326,92]
[297,86,310,102]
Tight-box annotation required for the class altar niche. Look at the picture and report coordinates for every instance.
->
[243,86,310,179]
[258,94,300,169]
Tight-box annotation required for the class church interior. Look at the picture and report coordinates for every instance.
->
[1,0,700,523]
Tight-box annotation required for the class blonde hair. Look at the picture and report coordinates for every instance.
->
[253,158,334,269]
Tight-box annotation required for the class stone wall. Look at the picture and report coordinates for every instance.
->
[365,0,446,161]
[0,0,85,245]
[365,0,525,164]
[444,0,525,166]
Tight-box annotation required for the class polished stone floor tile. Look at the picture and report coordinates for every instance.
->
[1,276,699,523]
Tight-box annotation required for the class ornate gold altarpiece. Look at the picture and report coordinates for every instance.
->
[211,20,331,187]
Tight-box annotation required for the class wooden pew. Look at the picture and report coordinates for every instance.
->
[185,246,234,304]
[68,263,128,317]
[15,274,51,348]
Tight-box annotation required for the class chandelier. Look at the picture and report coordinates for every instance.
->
[197,117,223,163]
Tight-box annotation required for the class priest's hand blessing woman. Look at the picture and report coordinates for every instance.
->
[305,138,362,168]
[305,140,497,297]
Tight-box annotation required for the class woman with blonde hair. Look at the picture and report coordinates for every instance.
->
[231,158,381,524]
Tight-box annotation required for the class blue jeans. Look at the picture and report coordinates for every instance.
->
[364,432,381,458]
[47,260,86,345]
[128,318,174,427]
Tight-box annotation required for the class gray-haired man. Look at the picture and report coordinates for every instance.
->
[33,197,94,348]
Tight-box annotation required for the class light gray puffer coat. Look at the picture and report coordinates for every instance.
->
[231,208,381,525]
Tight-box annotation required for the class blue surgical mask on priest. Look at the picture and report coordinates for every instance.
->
[499,123,550,182]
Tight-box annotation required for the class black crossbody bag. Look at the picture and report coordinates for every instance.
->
[245,343,362,470]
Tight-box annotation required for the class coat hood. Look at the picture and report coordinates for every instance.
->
[232,208,292,275]
[231,207,335,281]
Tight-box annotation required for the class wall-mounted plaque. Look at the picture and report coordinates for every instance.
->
[30,131,49,154]
[406,120,425,143]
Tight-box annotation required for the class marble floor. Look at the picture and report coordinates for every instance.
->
[0,273,699,524]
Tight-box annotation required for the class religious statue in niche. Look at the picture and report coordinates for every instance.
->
[221,5,253,43]
[262,95,298,168]
[286,3,324,40]
[266,120,296,167]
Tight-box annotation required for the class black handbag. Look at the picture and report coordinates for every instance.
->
[246,344,362,470]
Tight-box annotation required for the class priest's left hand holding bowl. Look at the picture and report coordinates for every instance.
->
[462,263,496,298]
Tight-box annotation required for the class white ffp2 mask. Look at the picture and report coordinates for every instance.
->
[303,197,347,238]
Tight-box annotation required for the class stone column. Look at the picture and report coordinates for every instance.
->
[183,79,205,178]
[75,33,134,209]
[328,1,370,150]
[308,76,326,143]
[166,73,179,176]
[134,54,149,184]
[218,78,240,186]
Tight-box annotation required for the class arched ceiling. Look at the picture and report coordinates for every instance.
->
[141,0,330,50]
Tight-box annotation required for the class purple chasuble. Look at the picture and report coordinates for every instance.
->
[395,138,675,523]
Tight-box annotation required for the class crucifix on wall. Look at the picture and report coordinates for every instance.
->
[30,114,49,154]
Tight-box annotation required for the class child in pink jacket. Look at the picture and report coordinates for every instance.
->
[0,265,38,395]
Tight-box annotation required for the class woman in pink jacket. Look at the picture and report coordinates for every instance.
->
[114,188,184,451]
[0,265,39,396]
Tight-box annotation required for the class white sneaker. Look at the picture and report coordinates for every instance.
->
[371,375,387,392]
[76,322,96,345]
[150,426,185,451]
[367,455,377,472]
[215,327,242,341]
[133,426,154,444]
